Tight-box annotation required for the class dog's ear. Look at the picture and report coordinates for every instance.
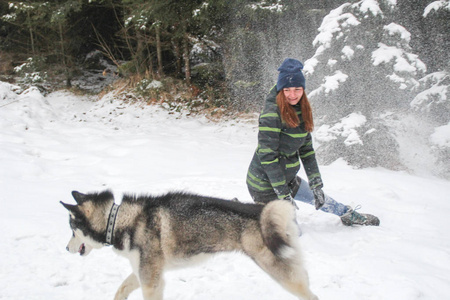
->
[72,191,87,204]
[60,201,79,216]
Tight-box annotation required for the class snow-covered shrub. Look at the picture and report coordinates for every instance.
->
[135,78,163,96]
[14,57,48,85]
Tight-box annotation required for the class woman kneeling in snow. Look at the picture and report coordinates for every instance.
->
[246,58,379,227]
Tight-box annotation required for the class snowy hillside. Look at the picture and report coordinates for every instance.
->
[1,83,449,300]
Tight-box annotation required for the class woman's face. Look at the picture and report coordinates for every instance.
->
[283,87,304,105]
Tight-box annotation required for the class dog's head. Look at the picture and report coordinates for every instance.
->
[60,190,115,256]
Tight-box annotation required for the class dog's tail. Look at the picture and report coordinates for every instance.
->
[260,200,299,259]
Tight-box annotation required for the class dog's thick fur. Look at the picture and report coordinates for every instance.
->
[61,190,319,300]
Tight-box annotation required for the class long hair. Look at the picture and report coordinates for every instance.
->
[276,91,314,132]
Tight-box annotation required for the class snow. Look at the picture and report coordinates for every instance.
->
[431,122,450,147]
[384,23,411,43]
[372,43,419,73]
[412,84,448,108]
[341,46,354,60]
[423,0,450,17]
[0,81,21,100]
[146,80,163,90]
[315,113,367,146]
[1,82,450,300]
[353,0,383,16]
[248,0,284,12]
[308,71,348,98]
[411,71,449,110]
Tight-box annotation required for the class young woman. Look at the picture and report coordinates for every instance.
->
[246,58,379,226]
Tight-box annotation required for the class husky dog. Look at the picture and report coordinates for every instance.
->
[61,190,319,300]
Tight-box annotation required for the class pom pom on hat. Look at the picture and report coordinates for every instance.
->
[276,58,306,92]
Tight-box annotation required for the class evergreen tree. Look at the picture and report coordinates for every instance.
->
[48,1,83,85]
[304,0,426,169]
[1,1,52,56]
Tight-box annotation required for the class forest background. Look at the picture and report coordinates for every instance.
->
[1,0,449,179]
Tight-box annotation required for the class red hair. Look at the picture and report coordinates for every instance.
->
[276,91,314,132]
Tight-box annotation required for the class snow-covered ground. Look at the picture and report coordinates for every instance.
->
[1,82,449,300]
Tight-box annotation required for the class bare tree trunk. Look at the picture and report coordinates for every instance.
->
[155,22,163,78]
[146,44,154,79]
[183,38,190,85]
[58,23,66,66]
[172,40,182,76]
[58,22,71,87]
[27,10,35,55]
[136,31,145,74]
[182,25,190,85]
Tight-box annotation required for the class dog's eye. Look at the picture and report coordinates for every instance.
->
[72,231,75,237]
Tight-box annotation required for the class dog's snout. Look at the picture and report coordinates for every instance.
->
[66,246,69,252]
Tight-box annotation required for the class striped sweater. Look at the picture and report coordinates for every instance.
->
[246,86,323,203]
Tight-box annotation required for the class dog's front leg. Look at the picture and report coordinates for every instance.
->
[114,273,140,300]
[139,265,165,300]
[140,279,165,300]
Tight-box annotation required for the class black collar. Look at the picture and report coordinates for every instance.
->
[105,203,120,246]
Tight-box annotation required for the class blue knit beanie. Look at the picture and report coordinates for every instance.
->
[276,58,306,92]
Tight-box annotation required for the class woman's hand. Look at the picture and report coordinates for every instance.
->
[313,188,325,210]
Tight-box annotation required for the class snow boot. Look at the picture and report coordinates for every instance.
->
[340,205,380,226]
